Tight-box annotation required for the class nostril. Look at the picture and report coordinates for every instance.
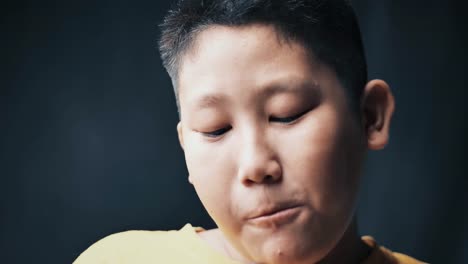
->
[242,174,280,186]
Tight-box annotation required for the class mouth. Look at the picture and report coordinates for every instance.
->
[247,202,303,227]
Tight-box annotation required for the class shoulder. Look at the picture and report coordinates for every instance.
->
[74,225,194,264]
[392,252,428,264]
[361,236,427,264]
[74,224,239,264]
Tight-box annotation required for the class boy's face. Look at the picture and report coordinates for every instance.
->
[176,24,368,263]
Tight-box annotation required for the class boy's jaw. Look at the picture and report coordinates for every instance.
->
[198,216,371,264]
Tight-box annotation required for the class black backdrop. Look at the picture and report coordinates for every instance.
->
[1,1,467,263]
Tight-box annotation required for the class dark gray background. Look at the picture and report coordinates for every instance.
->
[1,0,467,263]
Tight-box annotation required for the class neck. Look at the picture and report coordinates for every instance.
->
[317,217,371,264]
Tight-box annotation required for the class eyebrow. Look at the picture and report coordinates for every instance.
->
[263,82,305,96]
[192,94,227,110]
[191,78,319,110]
[261,78,320,97]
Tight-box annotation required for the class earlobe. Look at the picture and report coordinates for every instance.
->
[361,79,395,150]
[177,122,192,184]
[177,122,185,150]
[188,174,193,184]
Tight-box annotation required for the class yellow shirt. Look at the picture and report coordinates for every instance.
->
[74,224,425,264]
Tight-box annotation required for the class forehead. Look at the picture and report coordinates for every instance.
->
[179,24,313,77]
[191,24,290,58]
[176,24,337,115]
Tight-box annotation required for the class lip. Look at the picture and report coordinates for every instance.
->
[247,203,303,227]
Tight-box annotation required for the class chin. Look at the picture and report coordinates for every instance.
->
[255,247,324,264]
[250,230,331,264]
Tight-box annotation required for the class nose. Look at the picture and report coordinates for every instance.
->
[237,130,282,186]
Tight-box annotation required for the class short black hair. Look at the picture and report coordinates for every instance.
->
[158,0,367,112]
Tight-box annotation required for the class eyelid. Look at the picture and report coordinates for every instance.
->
[269,109,310,123]
[201,126,232,138]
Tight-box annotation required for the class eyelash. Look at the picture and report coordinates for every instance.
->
[202,126,232,138]
[201,110,308,138]
[269,109,309,123]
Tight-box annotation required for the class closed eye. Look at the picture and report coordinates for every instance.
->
[201,126,232,138]
[269,109,309,123]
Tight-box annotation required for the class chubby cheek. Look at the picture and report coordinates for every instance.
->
[283,107,361,219]
[183,133,238,227]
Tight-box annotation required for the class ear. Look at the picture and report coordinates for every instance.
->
[177,122,194,184]
[177,122,185,150]
[361,79,395,150]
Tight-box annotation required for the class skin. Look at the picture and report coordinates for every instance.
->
[175,24,394,264]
